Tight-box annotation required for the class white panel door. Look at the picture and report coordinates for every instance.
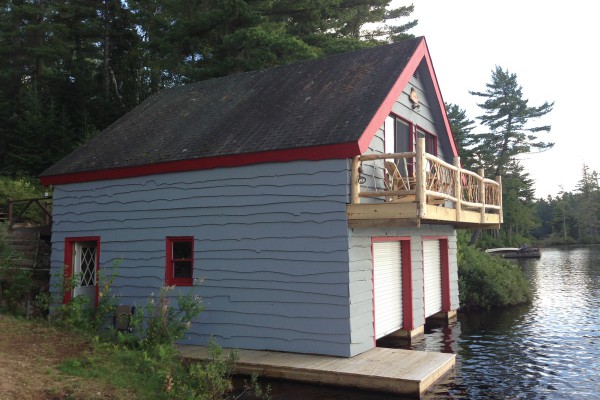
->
[373,241,402,339]
[72,241,98,309]
[423,240,442,317]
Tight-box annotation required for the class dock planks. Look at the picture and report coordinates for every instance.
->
[178,345,455,398]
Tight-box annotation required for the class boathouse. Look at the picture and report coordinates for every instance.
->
[40,37,501,358]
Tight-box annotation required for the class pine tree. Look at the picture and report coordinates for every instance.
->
[469,66,554,177]
[575,164,600,241]
[445,102,477,171]
[501,161,538,241]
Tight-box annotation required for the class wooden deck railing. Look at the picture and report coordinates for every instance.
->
[7,197,53,228]
[350,138,502,224]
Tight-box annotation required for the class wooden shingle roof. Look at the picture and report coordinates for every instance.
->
[41,37,451,185]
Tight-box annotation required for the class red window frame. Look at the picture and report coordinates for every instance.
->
[165,236,194,286]
[416,128,438,156]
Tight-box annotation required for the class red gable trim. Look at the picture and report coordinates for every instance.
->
[357,38,458,158]
[40,141,361,186]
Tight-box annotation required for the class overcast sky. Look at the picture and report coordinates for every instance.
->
[397,0,599,198]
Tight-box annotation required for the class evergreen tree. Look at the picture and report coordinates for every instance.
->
[575,164,600,242]
[445,102,477,170]
[469,66,554,176]
[467,66,554,245]
[501,161,538,241]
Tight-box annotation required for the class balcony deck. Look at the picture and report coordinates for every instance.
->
[347,139,502,229]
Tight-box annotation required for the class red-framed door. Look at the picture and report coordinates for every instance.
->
[63,237,100,307]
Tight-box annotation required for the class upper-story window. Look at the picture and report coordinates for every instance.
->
[166,237,194,286]
[385,115,437,156]
[418,128,437,156]
[384,116,410,154]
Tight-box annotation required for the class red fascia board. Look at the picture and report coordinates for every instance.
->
[40,141,361,186]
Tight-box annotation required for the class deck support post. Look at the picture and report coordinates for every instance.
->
[478,168,486,223]
[495,175,503,223]
[350,156,361,204]
[416,138,426,219]
[453,157,462,222]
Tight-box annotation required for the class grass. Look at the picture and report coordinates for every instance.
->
[0,314,135,399]
[0,314,270,400]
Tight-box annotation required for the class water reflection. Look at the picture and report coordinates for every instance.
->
[425,246,600,399]
[266,246,600,399]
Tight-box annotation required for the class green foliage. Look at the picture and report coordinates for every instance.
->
[457,241,532,310]
[0,223,34,314]
[0,176,50,228]
[500,161,539,239]
[531,165,600,244]
[52,276,269,400]
[131,285,205,349]
[445,102,477,171]
[49,259,121,332]
[175,339,240,400]
[59,338,175,399]
[53,272,95,331]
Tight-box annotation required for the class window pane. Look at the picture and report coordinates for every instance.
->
[395,119,410,153]
[173,261,192,278]
[384,116,395,153]
[173,241,192,259]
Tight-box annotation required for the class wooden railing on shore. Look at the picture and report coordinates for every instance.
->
[7,197,53,228]
[350,138,502,224]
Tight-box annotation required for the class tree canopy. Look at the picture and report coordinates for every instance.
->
[0,0,417,177]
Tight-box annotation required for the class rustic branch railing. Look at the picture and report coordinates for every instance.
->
[350,138,502,223]
[7,197,53,228]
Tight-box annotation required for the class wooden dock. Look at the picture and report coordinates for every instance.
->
[178,345,455,398]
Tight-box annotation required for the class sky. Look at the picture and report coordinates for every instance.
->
[395,0,600,198]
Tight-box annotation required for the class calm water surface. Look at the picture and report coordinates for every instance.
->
[265,246,600,399]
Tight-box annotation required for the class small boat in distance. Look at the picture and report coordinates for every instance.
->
[485,245,541,259]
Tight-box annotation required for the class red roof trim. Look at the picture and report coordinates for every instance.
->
[357,38,458,157]
[41,141,360,185]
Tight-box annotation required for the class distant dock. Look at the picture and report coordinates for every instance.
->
[178,345,455,398]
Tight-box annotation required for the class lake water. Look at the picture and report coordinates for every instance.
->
[264,246,600,399]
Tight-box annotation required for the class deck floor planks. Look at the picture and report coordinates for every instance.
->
[178,345,455,398]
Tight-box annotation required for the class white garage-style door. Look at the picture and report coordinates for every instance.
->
[423,240,442,318]
[373,241,403,339]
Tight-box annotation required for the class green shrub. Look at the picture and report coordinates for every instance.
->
[131,285,204,349]
[458,243,532,310]
[50,266,270,400]
[48,260,121,332]
[174,339,239,400]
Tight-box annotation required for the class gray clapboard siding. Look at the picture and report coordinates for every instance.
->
[50,159,355,357]
[392,62,448,160]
